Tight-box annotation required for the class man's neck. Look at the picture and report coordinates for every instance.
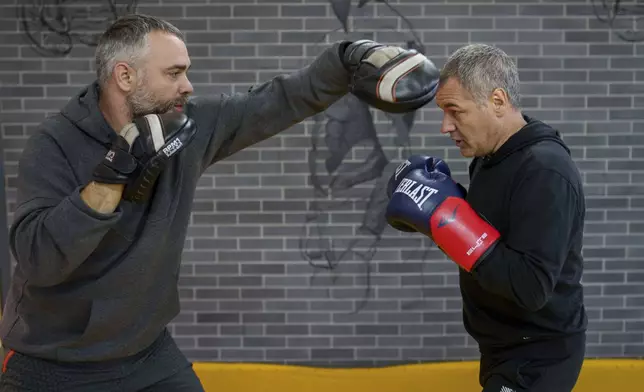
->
[98,84,131,133]
[492,112,527,154]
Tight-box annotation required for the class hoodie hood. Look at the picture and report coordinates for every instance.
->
[482,115,570,168]
[59,80,117,148]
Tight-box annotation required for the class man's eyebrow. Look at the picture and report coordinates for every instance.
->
[440,102,460,110]
[166,64,190,71]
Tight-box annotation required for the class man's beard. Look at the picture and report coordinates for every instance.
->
[127,84,186,117]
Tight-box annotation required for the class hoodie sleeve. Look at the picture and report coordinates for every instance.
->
[471,168,582,312]
[9,131,121,287]
[189,41,351,169]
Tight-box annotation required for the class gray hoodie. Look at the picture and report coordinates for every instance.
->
[0,42,350,362]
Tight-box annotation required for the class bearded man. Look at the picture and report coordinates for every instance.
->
[0,13,438,392]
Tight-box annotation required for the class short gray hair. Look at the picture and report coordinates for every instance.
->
[440,43,521,109]
[95,14,184,86]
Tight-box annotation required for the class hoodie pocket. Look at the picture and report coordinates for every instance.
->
[78,291,177,359]
[9,294,93,350]
[78,297,141,347]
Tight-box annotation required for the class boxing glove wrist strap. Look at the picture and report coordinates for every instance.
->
[429,197,500,272]
[91,136,138,185]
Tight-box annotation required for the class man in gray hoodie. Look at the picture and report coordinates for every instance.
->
[0,13,438,392]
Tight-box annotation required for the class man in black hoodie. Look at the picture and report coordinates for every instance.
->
[0,13,439,392]
[386,44,587,392]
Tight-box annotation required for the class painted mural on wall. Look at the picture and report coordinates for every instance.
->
[591,0,644,42]
[18,1,643,57]
[298,0,436,313]
[19,0,139,57]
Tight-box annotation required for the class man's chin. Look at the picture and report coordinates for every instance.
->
[459,147,476,158]
[132,102,186,117]
[132,107,161,117]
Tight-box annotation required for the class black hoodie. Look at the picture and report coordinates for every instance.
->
[0,42,350,362]
[461,115,588,353]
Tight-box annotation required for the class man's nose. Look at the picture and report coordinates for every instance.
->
[180,75,194,95]
[440,115,456,134]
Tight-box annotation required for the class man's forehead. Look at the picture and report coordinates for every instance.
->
[147,30,183,46]
[436,80,463,103]
[436,78,474,105]
[437,77,463,93]
[146,31,189,59]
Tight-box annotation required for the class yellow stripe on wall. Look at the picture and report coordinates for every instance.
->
[193,359,644,392]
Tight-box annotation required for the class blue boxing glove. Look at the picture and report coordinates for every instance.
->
[385,155,500,272]
[387,154,452,199]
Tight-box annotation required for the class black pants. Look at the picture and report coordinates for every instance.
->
[479,332,586,392]
[0,329,205,392]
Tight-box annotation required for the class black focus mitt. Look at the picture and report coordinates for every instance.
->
[342,40,439,114]
[91,112,198,203]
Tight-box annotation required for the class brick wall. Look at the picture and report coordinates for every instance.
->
[2,0,644,365]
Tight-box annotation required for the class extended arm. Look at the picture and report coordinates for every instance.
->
[189,40,439,169]
[193,41,351,168]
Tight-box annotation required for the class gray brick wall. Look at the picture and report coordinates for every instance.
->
[2,0,644,365]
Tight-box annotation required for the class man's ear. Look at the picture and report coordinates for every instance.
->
[114,62,136,92]
[490,87,510,116]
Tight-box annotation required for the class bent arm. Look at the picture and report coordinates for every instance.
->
[471,169,581,312]
[189,41,351,169]
[10,133,121,287]
[80,182,124,214]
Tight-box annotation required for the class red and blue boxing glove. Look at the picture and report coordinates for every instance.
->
[385,155,500,272]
